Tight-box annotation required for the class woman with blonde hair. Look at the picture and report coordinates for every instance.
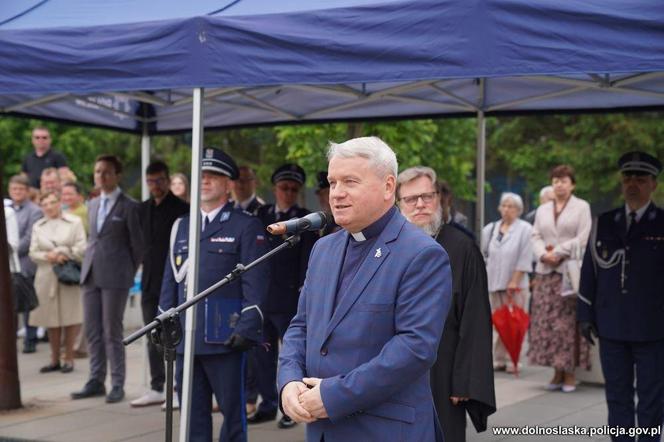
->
[170,173,189,202]
[29,191,86,373]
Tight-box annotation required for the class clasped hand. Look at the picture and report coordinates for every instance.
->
[46,251,68,264]
[282,378,328,423]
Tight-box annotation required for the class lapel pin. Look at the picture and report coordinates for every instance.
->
[374,248,382,258]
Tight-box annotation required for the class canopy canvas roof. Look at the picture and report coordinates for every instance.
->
[3,2,662,437]
[1,0,663,134]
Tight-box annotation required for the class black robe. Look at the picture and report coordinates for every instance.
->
[431,224,496,441]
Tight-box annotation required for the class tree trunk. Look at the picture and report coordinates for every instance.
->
[0,164,22,410]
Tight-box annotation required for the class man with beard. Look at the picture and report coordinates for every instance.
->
[397,166,496,442]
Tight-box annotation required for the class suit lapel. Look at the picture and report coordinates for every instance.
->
[90,198,99,237]
[99,193,123,236]
[630,202,656,239]
[200,205,232,241]
[614,209,627,245]
[320,232,349,328]
[322,212,404,344]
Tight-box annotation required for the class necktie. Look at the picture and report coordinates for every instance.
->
[203,215,210,231]
[97,197,108,233]
[627,211,637,236]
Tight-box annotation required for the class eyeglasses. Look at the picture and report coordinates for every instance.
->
[146,177,167,185]
[399,191,439,206]
[276,185,300,193]
[33,136,50,140]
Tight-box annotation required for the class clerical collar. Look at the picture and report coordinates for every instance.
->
[350,206,396,242]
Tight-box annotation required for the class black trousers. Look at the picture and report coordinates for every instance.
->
[141,294,165,392]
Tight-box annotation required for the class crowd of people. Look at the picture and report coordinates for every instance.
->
[3,127,662,442]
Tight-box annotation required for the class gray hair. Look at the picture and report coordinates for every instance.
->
[327,137,398,179]
[396,166,437,199]
[499,192,524,215]
[539,185,554,199]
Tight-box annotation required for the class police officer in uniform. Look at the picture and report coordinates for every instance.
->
[234,166,264,216]
[249,164,317,428]
[315,171,341,237]
[159,147,270,442]
[578,151,663,442]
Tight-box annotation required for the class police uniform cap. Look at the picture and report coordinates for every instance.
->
[316,171,329,192]
[618,151,661,177]
[201,147,239,180]
[271,164,305,185]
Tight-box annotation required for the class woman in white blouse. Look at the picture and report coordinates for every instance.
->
[482,192,532,373]
[529,165,592,393]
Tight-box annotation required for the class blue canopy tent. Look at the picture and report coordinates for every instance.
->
[1,1,663,437]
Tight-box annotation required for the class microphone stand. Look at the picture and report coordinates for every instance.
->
[123,234,302,442]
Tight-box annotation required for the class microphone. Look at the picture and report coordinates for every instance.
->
[267,211,328,235]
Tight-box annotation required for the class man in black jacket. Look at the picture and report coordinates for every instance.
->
[130,161,189,407]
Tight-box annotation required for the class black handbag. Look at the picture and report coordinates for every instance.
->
[11,273,39,312]
[53,260,81,285]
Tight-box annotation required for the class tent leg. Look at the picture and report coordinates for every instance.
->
[140,125,151,388]
[179,88,204,442]
[141,126,151,201]
[475,110,486,238]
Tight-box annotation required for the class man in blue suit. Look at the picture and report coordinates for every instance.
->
[278,137,452,442]
[578,151,663,442]
[159,147,269,442]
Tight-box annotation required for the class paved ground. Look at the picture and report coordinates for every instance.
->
[0,335,621,442]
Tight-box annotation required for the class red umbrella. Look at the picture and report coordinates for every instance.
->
[492,290,529,376]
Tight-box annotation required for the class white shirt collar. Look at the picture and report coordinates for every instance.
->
[275,204,293,214]
[625,201,650,223]
[201,205,224,227]
[101,187,121,204]
[238,194,256,210]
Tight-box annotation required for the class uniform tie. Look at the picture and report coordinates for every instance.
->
[627,211,638,236]
[203,215,210,231]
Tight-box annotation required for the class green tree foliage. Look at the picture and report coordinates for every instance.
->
[274,119,478,200]
[489,113,664,206]
[2,113,662,208]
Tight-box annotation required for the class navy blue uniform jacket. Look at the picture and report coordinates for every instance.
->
[578,203,664,342]
[159,204,270,354]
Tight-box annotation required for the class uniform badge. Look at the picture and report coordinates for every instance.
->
[602,249,608,259]
[220,212,231,222]
[176,255,182,266]
[205,148,214,159]
[374,248,382,258]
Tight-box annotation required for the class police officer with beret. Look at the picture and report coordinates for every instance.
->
[159,147,270,442]
[249,164,317,428]
[578,151,663,441]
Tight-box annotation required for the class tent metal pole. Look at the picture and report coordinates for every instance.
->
[140,123,151,388]
[179,88,204,442]
[475,110,486,238]
[141,125,150,201]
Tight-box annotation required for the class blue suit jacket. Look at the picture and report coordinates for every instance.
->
[278,211,452,441]
[159,203,270,355]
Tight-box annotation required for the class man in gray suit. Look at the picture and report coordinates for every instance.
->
[72,155,143,403]
[8,174,43,353]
